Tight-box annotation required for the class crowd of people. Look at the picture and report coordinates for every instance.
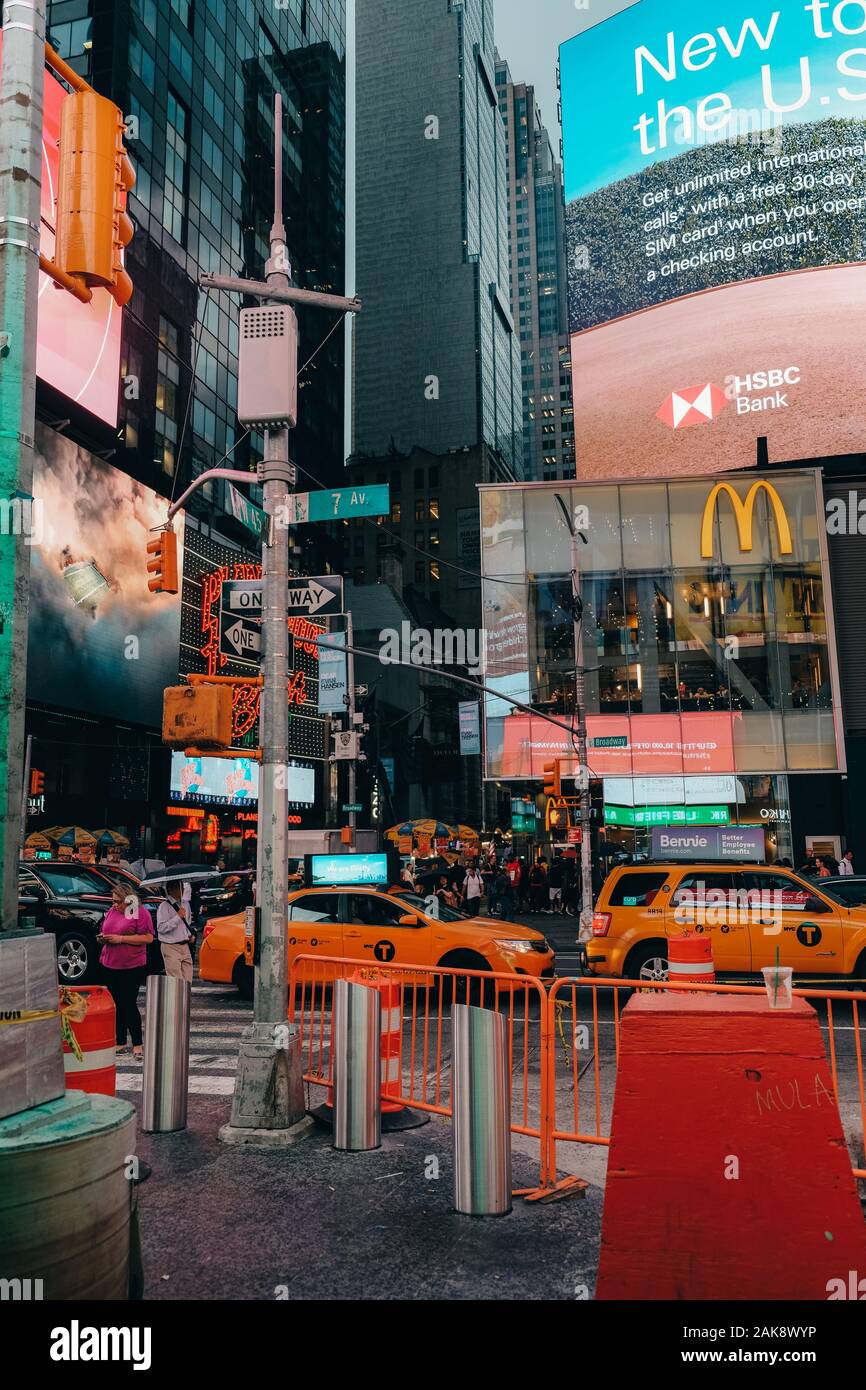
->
[400,850,582,920]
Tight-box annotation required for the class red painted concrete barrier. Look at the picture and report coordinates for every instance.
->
[596,992,866,1301]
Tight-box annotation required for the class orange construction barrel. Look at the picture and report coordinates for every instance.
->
[61,985,116,1097]
[666,934,715,985]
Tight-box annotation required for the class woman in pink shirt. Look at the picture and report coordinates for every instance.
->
[97,885,154,1057]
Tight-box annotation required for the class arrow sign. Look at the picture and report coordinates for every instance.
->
[221,575,344,619]
[219,611,262,664]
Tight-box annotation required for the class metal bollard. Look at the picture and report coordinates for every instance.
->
[141,975,190,1133]
[452,1004,512,1216]
[333,978,381,1152]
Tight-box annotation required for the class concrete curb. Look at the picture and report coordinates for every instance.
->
[218,1115,317,1148]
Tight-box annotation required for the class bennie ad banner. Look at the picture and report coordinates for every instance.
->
[561,1,866,477]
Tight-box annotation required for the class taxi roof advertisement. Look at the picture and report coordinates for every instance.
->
[560,1,866,477]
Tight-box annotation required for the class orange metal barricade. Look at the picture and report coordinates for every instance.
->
[287,957,866,1194]
[289,954,552,1187]
[546,977,866,1185]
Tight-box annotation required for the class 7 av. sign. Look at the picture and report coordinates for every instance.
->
[281,484,389,525]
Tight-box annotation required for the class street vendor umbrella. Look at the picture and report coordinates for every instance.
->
[453,824,480,844]
[51,826,98,849]
[138,863,225,888]
[91,829,131,848]
[412,819,457,842]
[24,832,52,851]
[384,822,415,843]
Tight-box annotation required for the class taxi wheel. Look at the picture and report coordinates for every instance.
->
[232,957,254,1001]
[436,953,494,1007]
[624,942,669,984]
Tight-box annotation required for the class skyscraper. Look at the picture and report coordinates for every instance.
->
[496,58,575,481]
[353,0,521,477]
[44,0,347,523]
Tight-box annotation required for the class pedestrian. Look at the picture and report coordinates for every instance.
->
[838,849,855,876]
[817,858,833,879]
[797,856,818,877]
[400,860,415,890]
[436,875,459,911]
[497,865,514,920]
[97,885,154,1057]
[156,880,194,982]
[548,853,565,914]
[505,855,521,910]
[529,859,547,913]
[462,864,483,917]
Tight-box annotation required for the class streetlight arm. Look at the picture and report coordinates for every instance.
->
[199,272,362,316]
[165,467,261,522]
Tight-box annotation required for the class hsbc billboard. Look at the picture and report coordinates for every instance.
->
[561,2,866,477]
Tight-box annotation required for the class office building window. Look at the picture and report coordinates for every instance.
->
[162,92,188,244]
[154,316,180,475]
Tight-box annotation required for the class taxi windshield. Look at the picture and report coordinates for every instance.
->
[399,891,467,923]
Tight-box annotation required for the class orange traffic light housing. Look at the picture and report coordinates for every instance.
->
[54,89,135,306]
[543,760,561,798]
[147,531,178,594]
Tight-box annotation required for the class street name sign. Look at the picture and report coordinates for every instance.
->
[283,484,389,525]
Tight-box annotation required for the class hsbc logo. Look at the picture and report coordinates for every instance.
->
[656,383,728,430]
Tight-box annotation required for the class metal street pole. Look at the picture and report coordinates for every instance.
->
[202,94,361,1141]
[555,496,594,943]
[346,610,357,833]
[0,1,45,929]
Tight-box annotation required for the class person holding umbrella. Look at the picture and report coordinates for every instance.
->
[156,880,194,982]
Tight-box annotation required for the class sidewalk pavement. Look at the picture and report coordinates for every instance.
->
[135,1099,602,1301]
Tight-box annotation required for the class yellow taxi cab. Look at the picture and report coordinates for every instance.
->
[199,885,555,998]
[584,861,866,983]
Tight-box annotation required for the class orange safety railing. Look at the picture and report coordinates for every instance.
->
[289,954,552,1187]
[547,976,866,1184]
[287,957,866,1193]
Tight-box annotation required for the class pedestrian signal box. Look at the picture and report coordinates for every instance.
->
[162,684,232,749]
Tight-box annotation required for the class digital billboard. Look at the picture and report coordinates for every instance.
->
[27,425,182,727]
[0,37,125,427]
[169,754,315,807]
[561,2,866,476]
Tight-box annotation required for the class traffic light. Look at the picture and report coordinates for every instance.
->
[146,531,178,594]
[543,760,561,798]
[162,684,232,749]
[55,90,136,306]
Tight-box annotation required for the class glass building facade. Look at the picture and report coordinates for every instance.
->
[480,471,846,863]
[45,0,347,530]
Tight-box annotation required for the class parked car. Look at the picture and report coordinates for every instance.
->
[585,860,866,983]
[819,875,866,909]
[18,860,164,984]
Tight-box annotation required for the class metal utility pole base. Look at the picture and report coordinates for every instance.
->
[219,1022,313,1146]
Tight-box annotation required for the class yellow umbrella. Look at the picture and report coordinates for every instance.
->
[454,824,479,844]
[24,832,52,850]
[51,826,98,849]
[91,829,131,848]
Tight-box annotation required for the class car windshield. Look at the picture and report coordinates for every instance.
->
[819,879,866,906]
[399,891,467,923]
[36,866,111,897]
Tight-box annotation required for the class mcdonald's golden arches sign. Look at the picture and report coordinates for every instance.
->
[700,481,793,560]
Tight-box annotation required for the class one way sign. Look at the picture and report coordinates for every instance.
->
[287,575,343,617]
[221,575,343,619]
[219,611,262,664]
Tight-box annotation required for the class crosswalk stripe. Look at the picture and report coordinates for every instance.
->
[115,1074,236,1096]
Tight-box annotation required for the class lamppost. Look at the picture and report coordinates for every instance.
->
[554,495,594,943]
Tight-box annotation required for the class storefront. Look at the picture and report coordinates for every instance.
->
[480,470,846,866]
